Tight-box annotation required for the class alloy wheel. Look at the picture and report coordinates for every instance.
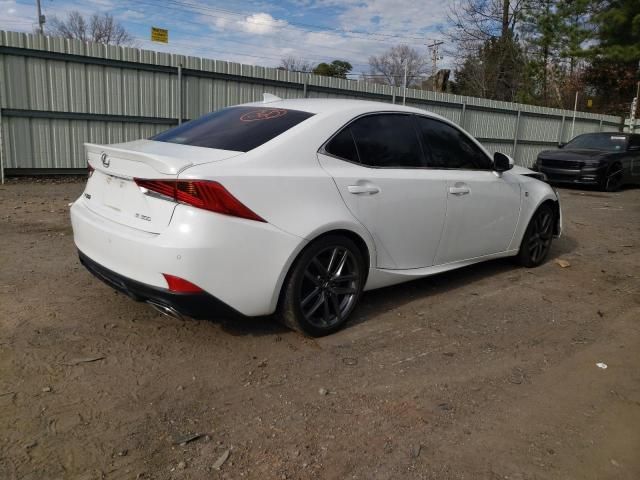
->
[604,164,623,192]
[527,209,554,264]
[299,246,361,329]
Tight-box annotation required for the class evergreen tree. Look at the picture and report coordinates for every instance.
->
[582,0,640,115]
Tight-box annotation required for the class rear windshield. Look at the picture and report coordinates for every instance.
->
[152,106,314,152]
[565,134,628,152]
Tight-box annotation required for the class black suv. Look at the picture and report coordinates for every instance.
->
[534,132,640,191]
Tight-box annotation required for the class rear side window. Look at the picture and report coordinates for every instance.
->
[349,114,426,168]
[152,106,314,152]
[325,128,359,163]
[417,117,492,169]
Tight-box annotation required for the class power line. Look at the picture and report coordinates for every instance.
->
[166,0,427,42]
[135,33,371,70]
[134,0,429,45]
[65,0,377,64]
[136,36,371,72]
[25,0,432,78]
[47,0,369,68]
[1,19,33,25]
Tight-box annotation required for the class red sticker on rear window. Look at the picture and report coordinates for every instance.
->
[240,108,288,122]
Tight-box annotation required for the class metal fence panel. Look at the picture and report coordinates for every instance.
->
[518,115,561,143]
[465,109,517,140]
[0,30,623,175]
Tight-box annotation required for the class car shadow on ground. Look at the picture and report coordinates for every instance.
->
[204,259,522,337]
[213,235,579,337]
[553,183,640,195]
[549,233,579,258]
[348,236,578,331]
[216,314,289,337]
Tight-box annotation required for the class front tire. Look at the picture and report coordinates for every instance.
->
[600,162,623,192]
[280,235,365,337]
[516,204,555,267]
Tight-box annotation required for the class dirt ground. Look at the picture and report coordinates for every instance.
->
[0,178,639,480]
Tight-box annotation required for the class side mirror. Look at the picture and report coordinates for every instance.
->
[494,152,514,173]
[558,142,565,149]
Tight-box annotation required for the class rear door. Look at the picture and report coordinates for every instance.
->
[318,113,447,269]
[415,117,522,265]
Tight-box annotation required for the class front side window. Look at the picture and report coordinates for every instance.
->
[417,117,492,170]
[152,106,314,152]
[349,114,426,168]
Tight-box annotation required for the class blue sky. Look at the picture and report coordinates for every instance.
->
[1,0,451,76]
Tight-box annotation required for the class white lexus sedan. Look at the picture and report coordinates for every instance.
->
[70,97,561,336]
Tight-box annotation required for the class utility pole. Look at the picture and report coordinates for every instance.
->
[35,0,45,34]
[630,82,639,133]
[570,91,579,139]
[402,59,408,106]
[631,61,640,133]
[427,40,444,74]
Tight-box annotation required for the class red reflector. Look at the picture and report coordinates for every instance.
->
[162,274,204,293]
[134,179,265,222]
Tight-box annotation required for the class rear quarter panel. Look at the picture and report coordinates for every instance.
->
[179,133,378,310]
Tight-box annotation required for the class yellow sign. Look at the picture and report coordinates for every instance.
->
[587,98,593,108]
[151,27,168,43]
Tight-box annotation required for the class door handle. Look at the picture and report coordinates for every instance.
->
[448,186,470,195]
[348,184,380,195]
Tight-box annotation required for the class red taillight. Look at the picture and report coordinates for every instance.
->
[162,274,204,293]
[134,179,265,222]
[88,163,95,178]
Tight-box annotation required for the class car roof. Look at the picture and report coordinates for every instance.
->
[576,132,629,137]
[244,97,448,120]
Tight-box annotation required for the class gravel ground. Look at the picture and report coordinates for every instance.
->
[1,178,639,480]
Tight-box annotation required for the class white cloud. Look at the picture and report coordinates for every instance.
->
[239,12,288,35]
[207,11,290,36]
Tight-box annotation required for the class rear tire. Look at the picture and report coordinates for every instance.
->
[279,235,365,337]
[516,204,555,268]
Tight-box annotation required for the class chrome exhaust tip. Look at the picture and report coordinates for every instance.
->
[147,301,186,321]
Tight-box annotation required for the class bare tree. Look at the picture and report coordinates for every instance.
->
[47,11,135,46]
[278,56,313,73]
[367,45,429,87]
[453,33,526,102]
[445,0,524,58]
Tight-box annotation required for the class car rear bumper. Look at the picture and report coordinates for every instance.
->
[70,197,305,316]
[79,251,240,319]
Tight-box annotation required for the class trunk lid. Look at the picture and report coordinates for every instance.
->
[83,141,241,233]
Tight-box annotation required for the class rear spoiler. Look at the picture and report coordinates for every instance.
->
[85,143,193,175]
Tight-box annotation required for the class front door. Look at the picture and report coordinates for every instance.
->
[434,170,522,264]
[414,116,522,265]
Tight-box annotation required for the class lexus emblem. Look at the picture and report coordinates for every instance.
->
[101,152,110,168]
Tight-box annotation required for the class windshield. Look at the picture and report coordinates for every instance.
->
[565,134,628,152]
[152,106,314,152]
